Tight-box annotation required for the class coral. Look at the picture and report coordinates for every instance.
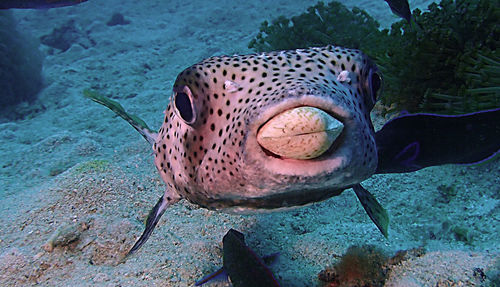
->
[319,246,429,287]
[249,0,500,114]
[318,245,387,287]
[378,0,499,114]
[248,1,388,58]
[0,11,43,109]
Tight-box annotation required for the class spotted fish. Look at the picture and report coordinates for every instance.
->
[159,45,380,209]
[86,45,384,254]
[85,44,500,256]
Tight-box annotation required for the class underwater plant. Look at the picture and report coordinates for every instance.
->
[318,246,428,287]
[379,0,500,113]
[249,0,500,114]
[248,1,388,59]
[318,245,388,287]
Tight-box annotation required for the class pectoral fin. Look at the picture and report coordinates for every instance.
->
[127,189,181,257]
[352,184,389,238]
[84,89,157,146]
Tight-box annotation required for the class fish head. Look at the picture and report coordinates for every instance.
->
[154,45,382,212]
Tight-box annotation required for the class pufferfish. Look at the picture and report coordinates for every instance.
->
[86,45,386,255]
[85,44,499,256]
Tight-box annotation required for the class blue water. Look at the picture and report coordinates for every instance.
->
[0,0,498,286]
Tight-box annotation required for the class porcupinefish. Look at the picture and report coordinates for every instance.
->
[86,45,384,253]
[85,44,500,256]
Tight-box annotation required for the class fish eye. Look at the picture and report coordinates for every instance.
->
[369,69,382,102]
[173,86,196,125]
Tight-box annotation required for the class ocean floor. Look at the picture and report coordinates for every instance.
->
[0,0,499,286]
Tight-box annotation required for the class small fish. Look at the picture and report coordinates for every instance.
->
[0,0,87,9]
[384,0,412,23]
[195,229,280,287]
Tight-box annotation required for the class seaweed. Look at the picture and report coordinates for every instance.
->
[318,246,428,287]
[249,0,500,114]
[318,245,388,287]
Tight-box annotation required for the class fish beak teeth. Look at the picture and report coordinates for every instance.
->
[256,107,344,159]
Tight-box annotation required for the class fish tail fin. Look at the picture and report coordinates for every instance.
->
[84,89,157,145]
[353,184,389,238]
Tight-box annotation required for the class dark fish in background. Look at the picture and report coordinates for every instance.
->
[375,108,500,174]
[195,229,280,287]
[384,0,412,23]
[0,0,88,9]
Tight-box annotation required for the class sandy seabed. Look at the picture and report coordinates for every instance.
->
[0,0,499,286]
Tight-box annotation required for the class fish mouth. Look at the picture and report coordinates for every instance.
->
[244,93,371,184]
[256,106,345,160]
[251,92,352,163]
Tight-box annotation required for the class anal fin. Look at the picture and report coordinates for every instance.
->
[352,184,389,238]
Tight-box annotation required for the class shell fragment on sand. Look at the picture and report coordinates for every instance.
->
[257,107,343,159]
